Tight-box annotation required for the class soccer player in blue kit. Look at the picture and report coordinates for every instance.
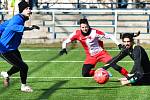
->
[0,0,39,92]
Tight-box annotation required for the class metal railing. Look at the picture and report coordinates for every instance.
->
[0,9,150,41]
[30,9,150,39]
[37,2,150,10]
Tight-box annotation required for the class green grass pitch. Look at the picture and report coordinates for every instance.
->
[0,47,150,100]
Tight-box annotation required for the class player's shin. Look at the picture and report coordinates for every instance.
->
[82,64,95,77]
[120,67,129,77]
[102,63,111,70]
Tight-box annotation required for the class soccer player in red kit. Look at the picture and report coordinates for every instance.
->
[59,18,128,78]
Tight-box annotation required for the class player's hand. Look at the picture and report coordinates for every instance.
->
[118,44,126,50]
[31,25,40,30]
[118,77,127,81]
[118,44,130,53]
[120,79,131,86]
[59,48,67,56]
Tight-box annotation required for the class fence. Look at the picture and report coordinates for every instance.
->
[37,1,150,10]
[0,9,150,44]
[30,9,150,38]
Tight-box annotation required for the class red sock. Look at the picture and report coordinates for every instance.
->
[120,68,128,77]
[89,70,95,76]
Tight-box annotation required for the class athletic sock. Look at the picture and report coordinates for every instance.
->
[120,68,128,77]
[21,84,26,87]
[89,70,95,76]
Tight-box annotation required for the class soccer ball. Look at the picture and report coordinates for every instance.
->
[94,68,109,84]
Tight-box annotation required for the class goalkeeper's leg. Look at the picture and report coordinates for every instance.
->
[102,63,128,77]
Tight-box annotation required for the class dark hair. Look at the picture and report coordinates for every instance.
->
[122,33,134,42]
[121,31,140,42]
[79,19,89,25]
[18,0,30,13]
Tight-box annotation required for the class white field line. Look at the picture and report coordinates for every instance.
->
[0,49,144,79]
[0,60,133,63]
[19,49,120,52]
[0,76,119,79]
[19,49,150,52]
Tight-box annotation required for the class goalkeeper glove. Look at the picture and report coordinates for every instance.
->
[118,44,126,50]
[59,48,67,55]
[118,44,130,53]
[31,25,40,30]
[24,25,40,31]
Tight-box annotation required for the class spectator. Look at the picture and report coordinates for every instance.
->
[118,0,128,8]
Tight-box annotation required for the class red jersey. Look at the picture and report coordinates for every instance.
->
[62,28,119,56]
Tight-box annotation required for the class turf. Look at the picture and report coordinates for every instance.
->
[0,47,150,100]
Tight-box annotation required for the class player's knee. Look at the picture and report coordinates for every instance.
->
[82,64,94,77]
[82,71,90,77]
[20,63,29,72]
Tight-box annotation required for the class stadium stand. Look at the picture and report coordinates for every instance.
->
[0,0,150,44]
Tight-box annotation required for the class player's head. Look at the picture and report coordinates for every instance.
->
[79,18,91,36]
[122,33,134,49]
[18,0,31,18]
[121,31,140,49]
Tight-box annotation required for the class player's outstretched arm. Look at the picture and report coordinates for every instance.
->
[31,25,40,30]
[59,37,72,56]
[118,44,126,50]
[24,25,40,31]
[103,32,123,48]
[59,48,67,55]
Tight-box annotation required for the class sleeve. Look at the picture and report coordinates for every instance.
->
[96,30,120,45]
[107,49,128,65]
[130,46,143,74]
[62,31,78,49]
[126,46,144,83]
[7,15,24,33]
[0,20,9,36]
[103,48,128,71]
[9,25,24,32]
[104,32,120,45]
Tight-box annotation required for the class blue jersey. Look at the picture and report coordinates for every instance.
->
[0,14,25,53]
[0,20,9,36]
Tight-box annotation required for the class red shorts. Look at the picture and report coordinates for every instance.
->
[84,50,112,66]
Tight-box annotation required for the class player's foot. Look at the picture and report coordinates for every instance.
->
[108,71,113,77]
[1,71,10,87]
[21,85,33,92]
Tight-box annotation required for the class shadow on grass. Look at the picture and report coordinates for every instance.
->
[37,80,68,99]
[59,85,122,90]
[0,53,61,95]
[0,47,75,95]
[28,47,74,75]
[29,54,60,74]
[0,79,20,95]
